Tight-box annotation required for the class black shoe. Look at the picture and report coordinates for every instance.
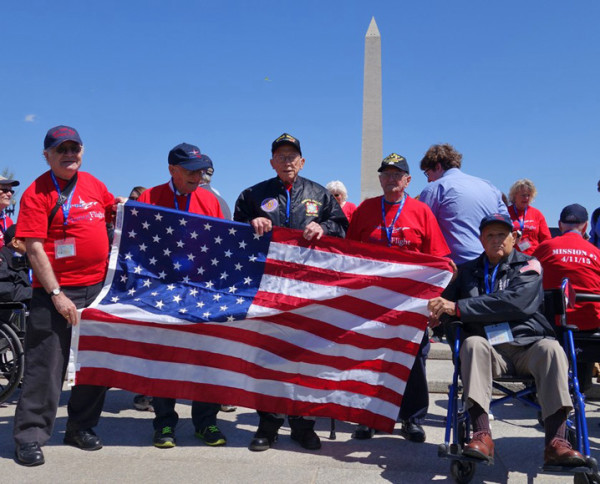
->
[290,428,322,450]
[249,431,278,452]
[353,425,375,440]
[15,442,45,467]
[399,421,426,443]
[64,428,103,451]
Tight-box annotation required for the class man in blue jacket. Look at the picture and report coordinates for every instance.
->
[427,213,585,467]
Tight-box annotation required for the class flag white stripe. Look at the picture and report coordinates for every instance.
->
[268,241,451,287]
[80,320,423,370]
[78,350,401,420]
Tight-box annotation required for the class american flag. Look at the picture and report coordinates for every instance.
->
[75,201,453,432]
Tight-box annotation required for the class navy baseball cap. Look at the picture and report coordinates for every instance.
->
[479,213,514,232]
[168,143,208,170]
[0,176,19,187]
[201,154,214,175]
[560,204,588,224]
[44,125,82,149]
[378,153,410,173]
[271,133,302,156]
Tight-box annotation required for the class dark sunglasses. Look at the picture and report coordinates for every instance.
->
[56,144,82,154]
[0,188,14,194]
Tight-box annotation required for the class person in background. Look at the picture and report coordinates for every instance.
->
[533,204,600,393]
[198,155,232,220]
[0,176,19,248]
[128,186,146,201]
[507,179,551,255]
[14,125,121,466]
[137,143,226,449]
[346,153,451,443]
[419,143,508,265]
[326,180,357,222]
[234,132,347,452]
[590,179,600,248]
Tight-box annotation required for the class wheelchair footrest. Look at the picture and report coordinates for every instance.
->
[438,442,494,466]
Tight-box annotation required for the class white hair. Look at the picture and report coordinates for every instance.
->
[326,180,348,203]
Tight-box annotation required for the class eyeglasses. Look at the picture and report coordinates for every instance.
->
[332,193,342,198]
[55,144,82,154]
[0,188,14,194]
[379,171,407,180]
[272,154,301,163]
[423,168,431,177]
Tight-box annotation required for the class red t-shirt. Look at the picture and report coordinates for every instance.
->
[533,231,600,330]
[342,201,357,223]
[347,195,450,257]
[0,215,14,248]
[138,181,224,218]
[509,205,552,255]
[16,171,115,288]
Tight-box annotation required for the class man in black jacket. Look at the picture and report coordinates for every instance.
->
[427,213,585,467]
[234,133,348,452]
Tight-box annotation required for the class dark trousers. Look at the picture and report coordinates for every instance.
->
[153,398,220,432]
[14,284,107,445]
[398,333,430,423]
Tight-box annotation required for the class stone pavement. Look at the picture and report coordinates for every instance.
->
[0,384,598,483]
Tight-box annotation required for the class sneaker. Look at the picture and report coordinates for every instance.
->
[153,426,176,448]
[133,395,154,412]
[195,425,227,446]
[220,404,237,412]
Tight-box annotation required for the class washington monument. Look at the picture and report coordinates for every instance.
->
[360,17,382,201]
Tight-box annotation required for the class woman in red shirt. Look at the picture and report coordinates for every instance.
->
[507,179,551,255]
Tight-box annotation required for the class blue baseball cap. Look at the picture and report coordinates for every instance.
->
[560,204,588,224]
[44,125,82,149]
[168,143,208,170]
[479,213,514,232]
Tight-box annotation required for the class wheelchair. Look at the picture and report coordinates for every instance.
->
[438,279,600,483]
[0,301,27,404]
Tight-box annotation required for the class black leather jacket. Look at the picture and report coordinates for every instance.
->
[443,250,554,344]
[234,176,348,237]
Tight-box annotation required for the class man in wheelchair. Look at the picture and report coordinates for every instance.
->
[427,213,585,467]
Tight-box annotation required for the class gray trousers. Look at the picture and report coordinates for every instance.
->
[460,336,572,420]
[14,284,107,445]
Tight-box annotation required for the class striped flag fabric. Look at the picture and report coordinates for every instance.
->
[74,201,453,432]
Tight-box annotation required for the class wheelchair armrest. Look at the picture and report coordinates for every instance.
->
[0,302,27,311]
[575,292,600,303]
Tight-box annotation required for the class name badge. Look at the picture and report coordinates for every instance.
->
[517,238,531,251]
[55,237,76,259]
[484,322,514,346]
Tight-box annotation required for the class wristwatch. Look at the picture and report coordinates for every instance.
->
[48,287,61,297]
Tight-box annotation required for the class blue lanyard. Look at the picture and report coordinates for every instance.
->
[285,187,291,226]
[484,258,500,294]
[512,204,527,231]
[381,195,406,247]
[170,178,191,212]
[0,212,6,232]
[50,171,76,227]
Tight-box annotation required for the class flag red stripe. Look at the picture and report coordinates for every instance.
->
[263,257,447,298]
[76,367,398,432]
[81,310,416,379]
[270,227,454,272]
[78,335,405,404]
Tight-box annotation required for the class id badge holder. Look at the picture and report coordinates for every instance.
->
[55,237,76,259]
[484,322,514,346]
[518,238,531,251]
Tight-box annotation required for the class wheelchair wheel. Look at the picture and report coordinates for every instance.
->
[574,471,600,484]
[450,460,476,483]
[0,322,24,404]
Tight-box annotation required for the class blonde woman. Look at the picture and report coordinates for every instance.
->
[507,179,551,254]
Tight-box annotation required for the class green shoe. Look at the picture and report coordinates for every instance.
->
[195,425,227,446]
[153,426,176,448]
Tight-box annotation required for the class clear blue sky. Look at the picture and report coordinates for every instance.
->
[1,1,599,226]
